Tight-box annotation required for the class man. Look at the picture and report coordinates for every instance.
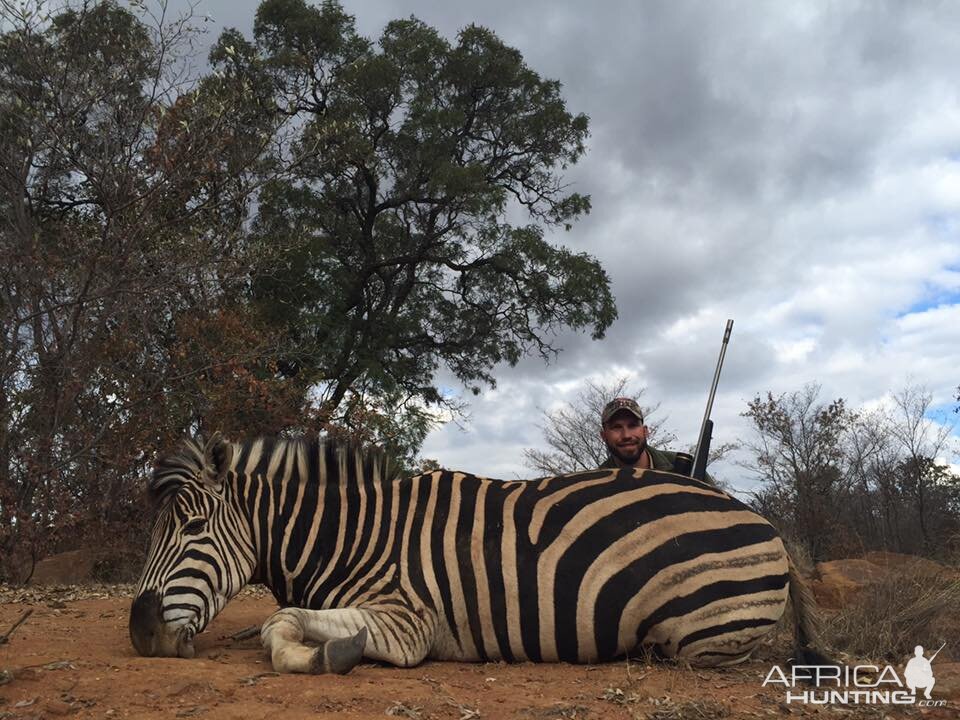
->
[599,396,714,483]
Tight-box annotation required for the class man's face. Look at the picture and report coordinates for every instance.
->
[600,411,648,464]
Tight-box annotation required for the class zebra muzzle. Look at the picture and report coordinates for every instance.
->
[129,590,197,659]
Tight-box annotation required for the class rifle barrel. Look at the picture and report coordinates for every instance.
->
[691,319,734,476]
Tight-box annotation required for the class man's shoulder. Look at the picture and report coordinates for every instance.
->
[646,446,678,470]
[598,450,715,486]
[648,446,717,485]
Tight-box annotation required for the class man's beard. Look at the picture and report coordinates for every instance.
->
[607,438,647,464]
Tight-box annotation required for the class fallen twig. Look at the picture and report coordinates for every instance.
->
[445,701,480,720]
[386,701,423,719]
[226,625,260,642]
[0,609,33,644]
[240,672,279,686]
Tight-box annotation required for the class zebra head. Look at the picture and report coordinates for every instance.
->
[129,434,256,659]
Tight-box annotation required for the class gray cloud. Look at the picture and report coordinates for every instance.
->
[163,0,960,486]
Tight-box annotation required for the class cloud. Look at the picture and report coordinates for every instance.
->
[164,0,960,487]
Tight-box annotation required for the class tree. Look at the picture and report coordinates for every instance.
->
[887,384,957,552]
[523,377,675,475]
[742,384,856,561]
[212,0,616,454]
[0,0,293,579]
[743,382,960,562]
[0,0,617,579]
[843,406,900,550]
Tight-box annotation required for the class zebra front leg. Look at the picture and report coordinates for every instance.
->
[259,609,368,674]
[260,605,435,674]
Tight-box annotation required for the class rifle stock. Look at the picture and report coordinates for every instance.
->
[692,419,713,480]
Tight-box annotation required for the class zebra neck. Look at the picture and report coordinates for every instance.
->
[234,438,399,607]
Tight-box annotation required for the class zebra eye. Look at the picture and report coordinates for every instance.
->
[182,517,207,535]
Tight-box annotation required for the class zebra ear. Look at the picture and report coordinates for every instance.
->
[202,432,233,488]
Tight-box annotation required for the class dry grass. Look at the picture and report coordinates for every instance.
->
[822,566,960,662]
[781,538,816,577]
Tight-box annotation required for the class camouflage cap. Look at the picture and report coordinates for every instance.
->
[601,397,644,425]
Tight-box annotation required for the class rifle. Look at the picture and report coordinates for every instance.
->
[690,319,734,481]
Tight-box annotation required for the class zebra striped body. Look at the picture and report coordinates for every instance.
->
[131,435,814,672]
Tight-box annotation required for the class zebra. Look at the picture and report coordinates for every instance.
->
[129,433,826,674]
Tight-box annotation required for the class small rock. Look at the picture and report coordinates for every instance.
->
[14,667,43,682]
[175,706,207,718]
[44,699,77,715]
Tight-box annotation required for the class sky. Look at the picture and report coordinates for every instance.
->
[167,0,960,492]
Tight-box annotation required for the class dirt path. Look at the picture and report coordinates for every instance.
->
[0,589,950,719]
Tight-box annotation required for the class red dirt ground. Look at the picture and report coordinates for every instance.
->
[0,588,954,720]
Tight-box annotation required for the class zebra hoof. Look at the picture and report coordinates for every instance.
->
[312,627,368,675]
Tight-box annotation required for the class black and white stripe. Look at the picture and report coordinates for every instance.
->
[130,435,821,671]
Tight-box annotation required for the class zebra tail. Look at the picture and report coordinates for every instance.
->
[787,555,834,666]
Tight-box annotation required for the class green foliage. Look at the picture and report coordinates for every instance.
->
[217,0,615,432]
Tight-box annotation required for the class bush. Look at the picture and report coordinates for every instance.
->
[823,566,959,662]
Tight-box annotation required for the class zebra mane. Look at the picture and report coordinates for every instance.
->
[147,434,400,505]
[148,436,208,505]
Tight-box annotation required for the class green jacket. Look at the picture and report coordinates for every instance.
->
[600,446,716,485]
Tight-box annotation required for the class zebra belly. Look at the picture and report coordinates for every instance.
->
[420,538,790,665]
[564,535,791,665]
[618,571,790,666]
